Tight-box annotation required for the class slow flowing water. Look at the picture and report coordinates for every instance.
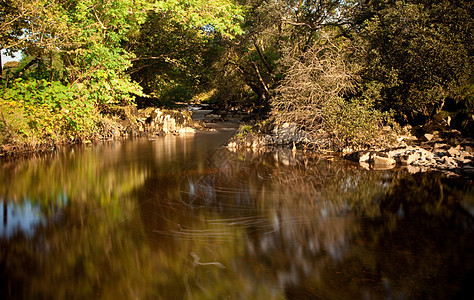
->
[1,128,473,299]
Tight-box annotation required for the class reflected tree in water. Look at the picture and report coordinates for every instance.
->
[1,139,473,299]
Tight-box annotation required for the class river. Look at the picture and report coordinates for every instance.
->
[1,128,473,299]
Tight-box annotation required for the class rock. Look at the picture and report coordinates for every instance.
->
[372,154,396,166]
[264,135,274,144]
[339,126,472,176]
[359,151,371,163]
[345,151,371,163]
[419,148,435,159]
[406,165,422,174]
[359,161,370,170]
[447,147,462,157]
[399,152,421,165]
[424,133,435,141]
[179,127,195,134]
[162,115,176,133]
[442,156,458,168]
[397,135,417,144]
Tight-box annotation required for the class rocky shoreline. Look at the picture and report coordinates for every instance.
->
[105,106,197,139]
[225,121,474,177]
[345,144,474,176]
[0,106,199,157]
[344,128,474,177]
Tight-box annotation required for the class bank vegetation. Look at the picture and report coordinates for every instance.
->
[1,0,473,155]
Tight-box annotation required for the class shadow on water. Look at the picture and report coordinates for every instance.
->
[1,130,473,299]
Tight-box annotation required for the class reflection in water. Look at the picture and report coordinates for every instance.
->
[0,199,48,238]
[1,131,473,299]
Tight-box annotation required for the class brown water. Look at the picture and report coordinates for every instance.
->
[1,129,473,299]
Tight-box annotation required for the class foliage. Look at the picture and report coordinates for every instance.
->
[2,0,473,153]
[322,98,394,150]
[0,0,246,151]
[126,11,221,103]
[125,0,245,107]
[0,78,98,149]
[0,0,148,151]
[209,0,285,112]
[52,0,147,106]
[0,0,66,52]
[352,0,474,123]
[209,0,356,112]
[274,32,356,127]
[154,0,245,37]
[208,45,258,110]
[272,30,390,150]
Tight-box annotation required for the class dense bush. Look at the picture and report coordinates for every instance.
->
[0,79,98,149]
[352,0,473,124]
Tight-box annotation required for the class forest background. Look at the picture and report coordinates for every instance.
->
[0,0,472,153]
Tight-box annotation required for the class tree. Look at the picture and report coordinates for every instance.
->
[126,11,223,106]
[210,0,355,113]
[351,0,474,124]
[0,0,246,148]
[272,29,390,150]
[124,0,245,107]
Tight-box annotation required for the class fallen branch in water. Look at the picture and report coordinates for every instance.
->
[190,252,225,268]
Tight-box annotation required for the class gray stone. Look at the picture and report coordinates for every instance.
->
[179,127,195,134]
[442,156,458,167]
[359,161,370,170]
[344,151,371,163]
[460,151,470,160]
[419,148,435,159]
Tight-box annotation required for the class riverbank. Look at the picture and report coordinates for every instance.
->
[344,129,474,177]
[225,121,474,177]
[0,106,203,157]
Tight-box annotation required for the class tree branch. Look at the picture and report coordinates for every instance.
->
[130,55,166,62]
[282,19,312,29]
[253,41,273,74]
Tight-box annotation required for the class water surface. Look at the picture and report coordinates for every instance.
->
[1,129,473,299]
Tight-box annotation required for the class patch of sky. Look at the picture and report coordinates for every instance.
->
[1,49,22,67]
[0,198,46,239]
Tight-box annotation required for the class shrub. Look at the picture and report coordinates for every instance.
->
[322,98,395,150]
[0,78,99,150]
[272,31,392,151]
